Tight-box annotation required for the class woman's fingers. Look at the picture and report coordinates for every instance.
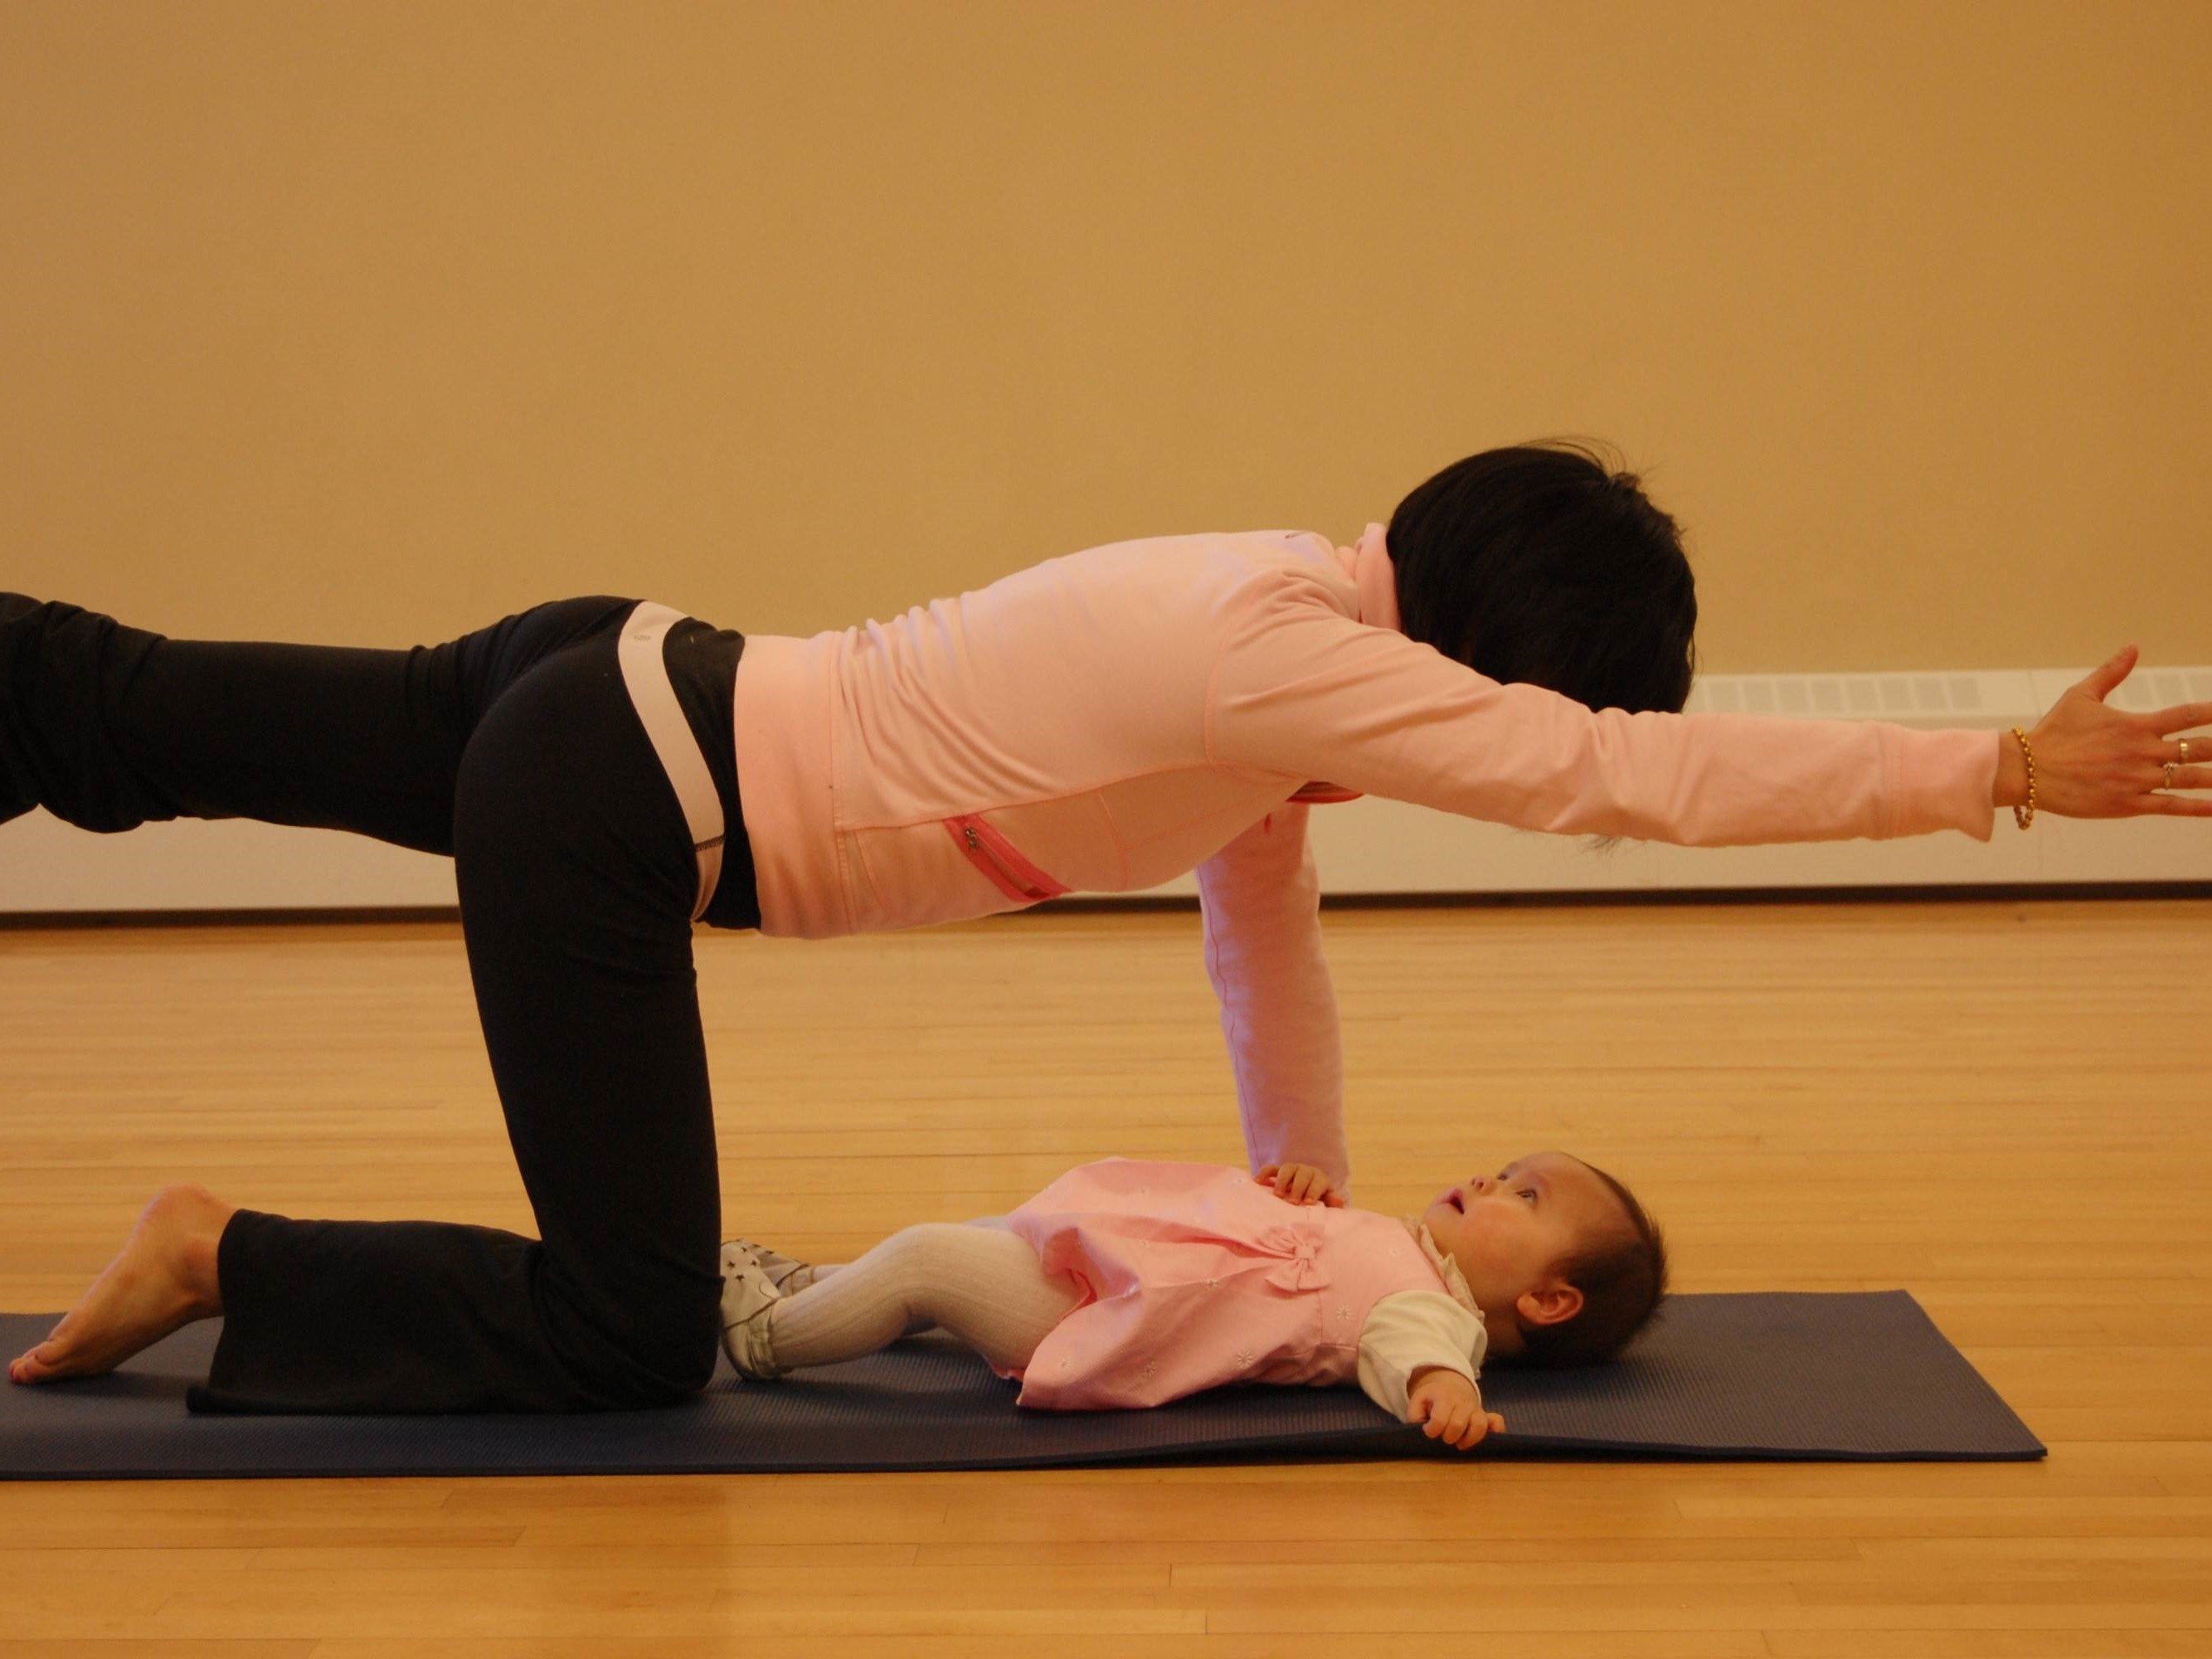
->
[2028,674,2212,818]
[2151,703,2212,739]
[1257,1164,1339,1204]
[2143,792,2212,817]
[2075,645,2140,702]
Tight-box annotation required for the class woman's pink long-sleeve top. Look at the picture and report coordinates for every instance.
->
[729,523,2001,1195]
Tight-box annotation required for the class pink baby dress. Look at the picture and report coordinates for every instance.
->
[995,1157,1466,1410]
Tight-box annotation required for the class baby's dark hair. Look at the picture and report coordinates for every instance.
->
[1513,1159,1670,1369]
[1386,438,1699,717]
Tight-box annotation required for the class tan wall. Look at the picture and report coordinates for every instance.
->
[3,0,2205,674]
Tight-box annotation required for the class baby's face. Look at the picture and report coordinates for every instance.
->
[1419,1150,1626,1355]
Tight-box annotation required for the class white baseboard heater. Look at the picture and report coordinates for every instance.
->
[3,664,2208,916]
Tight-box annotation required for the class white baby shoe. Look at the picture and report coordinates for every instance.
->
[718,1253,790,1380]
[721,1236,818,1295]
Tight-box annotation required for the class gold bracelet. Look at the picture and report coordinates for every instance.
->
[2010,726,2036,830]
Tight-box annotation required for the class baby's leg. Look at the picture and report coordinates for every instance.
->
[788,1215,1009,1313]
[766,1221,1083,1373]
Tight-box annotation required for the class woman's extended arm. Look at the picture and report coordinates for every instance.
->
[1205,572,2210,843]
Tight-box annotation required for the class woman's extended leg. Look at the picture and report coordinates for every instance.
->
[1,591,640,850]
[742,1222,1087,1376]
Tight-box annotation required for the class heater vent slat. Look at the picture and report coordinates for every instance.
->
[1682,666,2212,729]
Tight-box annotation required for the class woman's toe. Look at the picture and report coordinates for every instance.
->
[12,1329,75,1383]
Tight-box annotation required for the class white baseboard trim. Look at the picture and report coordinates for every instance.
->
[5,666,2209,915]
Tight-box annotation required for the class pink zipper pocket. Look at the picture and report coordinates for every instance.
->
[945,813,1072,903]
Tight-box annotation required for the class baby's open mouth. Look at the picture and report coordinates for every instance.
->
[1446,1192,1464,1212]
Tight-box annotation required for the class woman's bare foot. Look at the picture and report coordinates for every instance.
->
[7,1183,235,1386]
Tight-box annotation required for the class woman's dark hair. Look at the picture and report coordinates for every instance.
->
[1511,1160,1670,1369]
[1387,439,1699,715]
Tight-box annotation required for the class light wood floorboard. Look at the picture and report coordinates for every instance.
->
[1,898,2207,1656]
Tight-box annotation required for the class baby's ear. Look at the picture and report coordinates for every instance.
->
[1520,1282,1585,1328]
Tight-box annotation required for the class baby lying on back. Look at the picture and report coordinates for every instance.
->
[718,1150,1668,1449]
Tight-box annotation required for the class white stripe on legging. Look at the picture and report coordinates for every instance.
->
[616,601,725,924]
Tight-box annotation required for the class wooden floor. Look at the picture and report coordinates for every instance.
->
[0,898,2207,1657]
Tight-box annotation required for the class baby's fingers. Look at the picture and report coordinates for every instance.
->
[1437,1409,1504,1452]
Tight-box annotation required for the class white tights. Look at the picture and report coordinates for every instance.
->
[766,1219,1087,1373]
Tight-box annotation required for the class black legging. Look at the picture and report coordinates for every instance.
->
[1,591,760,1413]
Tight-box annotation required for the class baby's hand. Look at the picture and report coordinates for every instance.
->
[1254,1162,1344,1206]
[1407,1367,1505,1452]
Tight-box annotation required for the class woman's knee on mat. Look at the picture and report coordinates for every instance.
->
[547,1265,723,1406]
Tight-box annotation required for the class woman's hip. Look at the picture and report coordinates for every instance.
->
[455,596,759,932]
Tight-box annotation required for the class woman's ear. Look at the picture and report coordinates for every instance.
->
[1517,1281,1585,1329]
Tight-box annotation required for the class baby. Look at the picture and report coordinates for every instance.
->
[718,1150,1669,1451]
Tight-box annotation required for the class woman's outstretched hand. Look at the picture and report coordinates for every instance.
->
[1996,645,2212,819]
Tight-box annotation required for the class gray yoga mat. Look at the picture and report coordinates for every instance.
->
[0,1290,2043,1480]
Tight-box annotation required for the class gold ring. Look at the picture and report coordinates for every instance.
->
[2183,739,2193,766]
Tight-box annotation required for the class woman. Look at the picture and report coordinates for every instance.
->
[4,440,2204,1414]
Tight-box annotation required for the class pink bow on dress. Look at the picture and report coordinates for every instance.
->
[1254,1224,1330,1295]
